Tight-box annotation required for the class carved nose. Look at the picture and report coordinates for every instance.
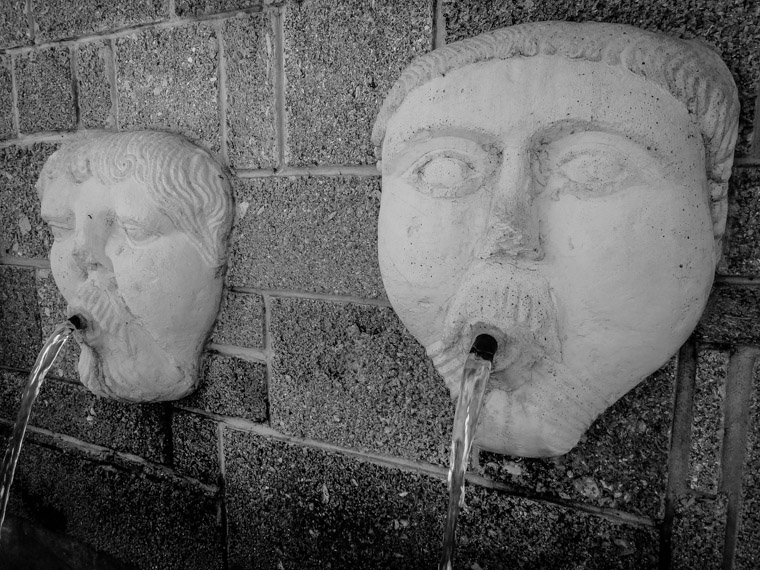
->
[71,216,113,273]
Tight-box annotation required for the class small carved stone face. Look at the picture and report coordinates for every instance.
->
[378,55,725,456]
[39,132,233,402]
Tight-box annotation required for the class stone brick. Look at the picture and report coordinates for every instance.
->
[116,23,221,153]
[172,410,220,484]
[35,268,79,381]
[34,0,168,42]
[284,0,432,166]
[269,298,453,465]
[478,359,675,519]
[723,168,760,275]
[210,290,264,349]
[77,41,115,129]
[182,353,267,421]
[0,143,57,259]
[224,430,659,569]
[6,442,223,570]
[227,176,384,298]
[223,13,276,169]
[0,265,42,369]
[443,0,760,156]
[175,0,261,17]
[690,349,728,493]
[0,55,15,138]
[0,0,30,48]
[0,370,169,463]
[16,48,75,133]
[698,286,760,345]
[671,492,728,569]
[736,362,760,568]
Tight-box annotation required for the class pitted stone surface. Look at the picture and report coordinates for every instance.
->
[211,290,264,349]
[0,56,14,138]
[723,168,760,275]
[0,1,30,48]
[228,176,384,298]
[698,286,760,345]
[176,0,261,17]
[17,48,75,133]
[172,410,220,484]
[0,266,42,369]
[77,42,115,128]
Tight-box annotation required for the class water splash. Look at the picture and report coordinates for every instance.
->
[0,320,76,539]
[439,336,494,570]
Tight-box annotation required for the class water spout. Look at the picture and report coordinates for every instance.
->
[439,334,496,570]
[0,319,79,539]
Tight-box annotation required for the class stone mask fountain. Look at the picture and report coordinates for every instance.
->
[37,130,235,402]
[372,21,739,567]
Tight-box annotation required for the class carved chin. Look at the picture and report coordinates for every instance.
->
[77,332,196,403]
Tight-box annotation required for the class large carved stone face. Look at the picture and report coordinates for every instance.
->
[378,54,724,456]
[39,133,232,402]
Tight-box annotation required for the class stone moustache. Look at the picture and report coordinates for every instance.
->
[372,22,739,457]
[38,131,234,403]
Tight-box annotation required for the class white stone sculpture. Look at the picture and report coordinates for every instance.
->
[372,22,739,457]
[38,131,234,402]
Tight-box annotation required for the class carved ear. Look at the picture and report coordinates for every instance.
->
[710,180,728,266]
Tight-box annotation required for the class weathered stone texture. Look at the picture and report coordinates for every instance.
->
[16,48,75,133]
[723,168,760,275]
[698,286,760,345]
[35,268,79,381]
[77,42,115,128]
[224,430,659,569]
[0,56,14,138]
[690,350,727,493]
[736,363,760,569]
[211,290,264,349]
[223,13,276,169]
[175,0,262,18]
[116,23,221,153]
[671,493,728,569]
[33,0,168,42]
[172,410,220,484]
[479,359,675,519]
[284,0,432,166]
[0,266,41,369]
[0,370,169,463]
[182,353,267,421]
[0,143,57,258]
[228,176,384,298]
[7,442,223,570]
[443,0,760,155]
[0,0,30,48]
[270,298,453,465]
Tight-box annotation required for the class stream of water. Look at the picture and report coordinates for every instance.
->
[0,320,76,539]
[439,347,493,570]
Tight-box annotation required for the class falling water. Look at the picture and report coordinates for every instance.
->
[439,335,496,570]
[0,318,80,539]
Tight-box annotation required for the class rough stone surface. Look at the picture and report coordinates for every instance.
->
[16,48,75,133]
[0,370,169,463]
[172,410,220,484]
[671,492,728,569]
[34,0,167,42]
[0,0,31,48]
[737,362,760,569]
[77,41,115,128]
[443,0,760,155]
[227,177,384,298]
[0,265,42,369]
[270,298,453,465]
[0,55,14,138]
[690,350,727,493]
[116,23,221,153]
[7,442,223,570]
[176,0,262,17]
[284,0,432,166]
[35,268,79,381]
[182,353,267,421]
[211,290,264,349]
[698,286,760,345]
[723,168,760,275]
[0,143,57,258]
[479,359,674,519]
[224,430,659,569]
[223,12,276,169]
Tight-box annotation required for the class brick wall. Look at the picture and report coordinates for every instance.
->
[0,1,759,568]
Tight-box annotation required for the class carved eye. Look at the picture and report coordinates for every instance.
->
[47,221,73,240]
[407,151,484,198]
[557,152,631,194]
[119,221,161,246]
